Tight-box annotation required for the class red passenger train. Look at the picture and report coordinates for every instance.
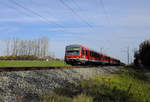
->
[64,44,120,65]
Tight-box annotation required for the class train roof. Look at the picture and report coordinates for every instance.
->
[66,44,82,48]
[67,44,102,54]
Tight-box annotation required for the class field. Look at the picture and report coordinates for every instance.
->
[0,60,70,67]
[42,68,150,102]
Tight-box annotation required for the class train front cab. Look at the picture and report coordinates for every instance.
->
[65,45,89,65]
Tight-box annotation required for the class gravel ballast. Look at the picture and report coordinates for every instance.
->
[0,66,123,102]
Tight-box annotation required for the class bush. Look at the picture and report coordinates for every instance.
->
[143,50,150,66]
[134,40,150,67]
[0,55,39,60]
[139,40,150,66]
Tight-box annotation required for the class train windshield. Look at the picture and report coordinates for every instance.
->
[66,47,80,56]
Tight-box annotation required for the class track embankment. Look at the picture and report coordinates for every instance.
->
[0,66,123,102]
[0,66,82,72]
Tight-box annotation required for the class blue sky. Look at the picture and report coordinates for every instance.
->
[0,0,150,63]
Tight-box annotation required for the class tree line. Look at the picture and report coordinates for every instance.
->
[1,37,50,60]
[134,39,150,67]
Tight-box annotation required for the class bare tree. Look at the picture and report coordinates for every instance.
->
[3,37,50,58]
[4,38,11,56]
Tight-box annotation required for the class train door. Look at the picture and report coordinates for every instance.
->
[86,49,90,59]
[82,48,85,58]
[85,49,88,59]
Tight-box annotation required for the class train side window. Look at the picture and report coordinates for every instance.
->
[82,48,85,56]
[86,50,88,56]
[96,53,98,58]
[99,54,101,59]
[90,52,93,57]
[94,53,96,57]
[95,53,97,58]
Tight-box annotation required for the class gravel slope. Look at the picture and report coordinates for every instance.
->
[0,66,123,102]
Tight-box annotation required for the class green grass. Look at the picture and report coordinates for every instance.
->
[0,60,70,67]
[42,68,150,102]
[42,93,93,102]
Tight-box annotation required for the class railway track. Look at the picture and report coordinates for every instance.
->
[0,65,123,72]
[0,66,84,72]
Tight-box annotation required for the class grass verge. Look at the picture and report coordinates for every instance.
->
[42,68,150,102]
[0,60,70,67]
